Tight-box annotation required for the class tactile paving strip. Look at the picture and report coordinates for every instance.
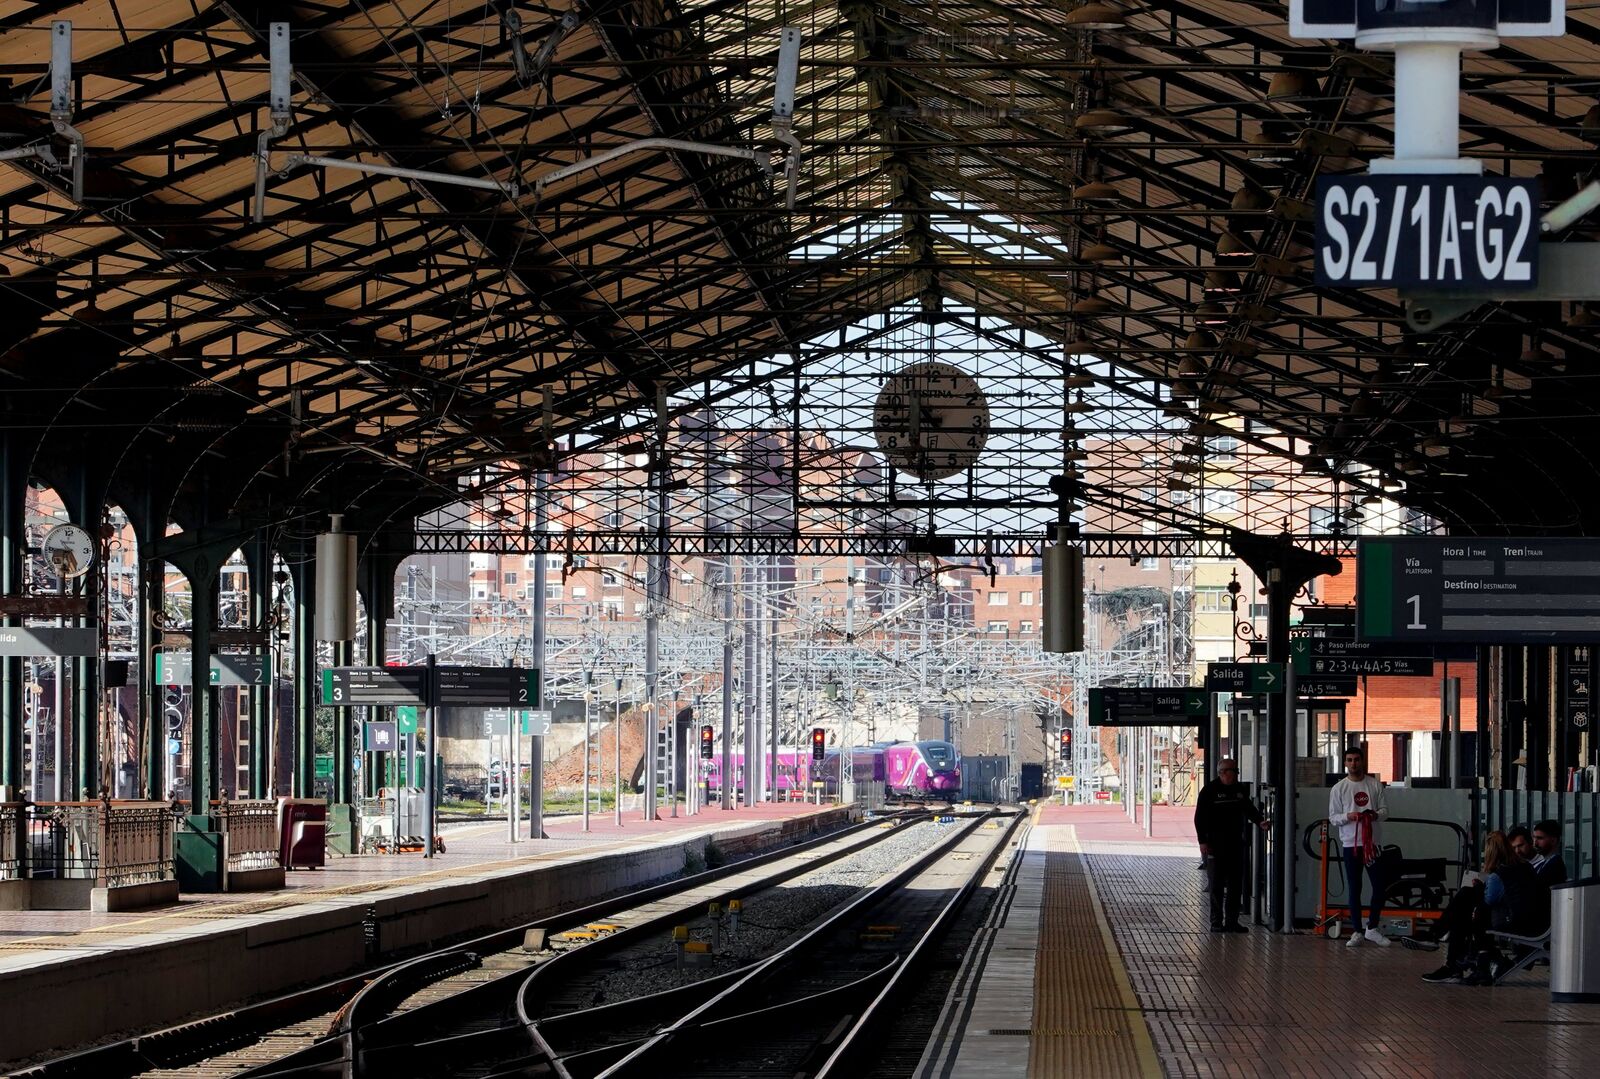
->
[1027,826,1161,1078]
[1081,840,1600,1078]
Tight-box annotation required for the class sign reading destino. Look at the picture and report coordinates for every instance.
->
[1358,537,1600,644]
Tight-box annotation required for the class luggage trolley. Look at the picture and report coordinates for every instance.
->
[1304,815,1472,940]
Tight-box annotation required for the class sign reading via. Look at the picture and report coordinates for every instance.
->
[1358,537,1600,644]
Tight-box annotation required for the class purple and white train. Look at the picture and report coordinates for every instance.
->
[699,740,960,802]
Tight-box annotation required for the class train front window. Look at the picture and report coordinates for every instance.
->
[922,743,954,766]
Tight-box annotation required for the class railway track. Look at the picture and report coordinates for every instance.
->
[523,809,1025,1079]
[8,809,921,1079]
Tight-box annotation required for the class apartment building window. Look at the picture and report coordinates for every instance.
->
[546,584,562,600]
[989,592,1009,606]
[1248,476,1276,492]
[1019,591,1034,606]
[572,585,588,599]
[987,620,1010,635]
[1211,489,1240,515]
[1207,434,1240,460]
[1196,585,1228,612]
[602,570,620,586]
[1018,620,1035,634]
[1308,506,1339,535]
[473,586,488,600]
[633,601,645,614]
[503,571,518,585]
[1140,557,1160,570]
[812,567,824,582]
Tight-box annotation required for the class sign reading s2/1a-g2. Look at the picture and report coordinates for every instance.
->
[1315,176,1539,289]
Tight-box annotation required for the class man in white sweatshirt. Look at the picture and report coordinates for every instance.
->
[1328,746,1390,948]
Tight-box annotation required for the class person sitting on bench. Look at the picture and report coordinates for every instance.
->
[1422,831,1538,984]
[1531,819,1568,887]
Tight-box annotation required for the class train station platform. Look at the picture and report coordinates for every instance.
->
[923,804,1599,1079]
[0,801,854,1070]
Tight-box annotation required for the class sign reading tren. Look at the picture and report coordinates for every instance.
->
[1358,537,1600,644]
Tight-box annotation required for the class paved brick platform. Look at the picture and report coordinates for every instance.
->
[922,805,1597,1079]
[0,802,830,946]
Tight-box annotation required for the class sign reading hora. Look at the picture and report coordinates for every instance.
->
[1316,175,1540,288]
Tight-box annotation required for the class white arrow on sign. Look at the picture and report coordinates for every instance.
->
[1260,669,1279,688]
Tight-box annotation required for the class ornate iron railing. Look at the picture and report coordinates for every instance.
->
[215,799,281,874]
[26,801,176,888]
[0,802,23,880]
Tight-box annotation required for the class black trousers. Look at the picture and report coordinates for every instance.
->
[1208,845,1246,927]
[1442,885,1487,967]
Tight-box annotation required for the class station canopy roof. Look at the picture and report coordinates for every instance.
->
[2,0,1598,538]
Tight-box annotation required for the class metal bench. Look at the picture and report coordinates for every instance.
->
[1488,926,1551,984]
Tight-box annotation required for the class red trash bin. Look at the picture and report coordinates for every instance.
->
[278,798,327,869]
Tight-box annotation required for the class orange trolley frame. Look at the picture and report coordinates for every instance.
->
[1312,819,1455,938]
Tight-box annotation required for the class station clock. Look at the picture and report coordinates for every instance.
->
[871,362,990,482]
[41,523,95,580]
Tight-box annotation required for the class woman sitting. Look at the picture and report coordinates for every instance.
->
[1422,830,1538,985]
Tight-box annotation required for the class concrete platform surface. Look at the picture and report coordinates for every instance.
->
[0,801,853,1069]
[924,804,1600,1079]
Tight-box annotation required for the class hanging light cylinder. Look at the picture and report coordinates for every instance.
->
[315,513,358,641]
[1042,529,1085,654]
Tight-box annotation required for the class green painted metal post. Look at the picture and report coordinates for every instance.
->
[189,573,219,815]
[66,471,101,799]
[0,437,23,795]
[143,547,165,799]
[333,639,353,806]
[290,554,317,798]
[246,538,271,798]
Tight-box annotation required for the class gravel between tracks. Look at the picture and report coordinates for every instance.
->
[585,819,950,1004]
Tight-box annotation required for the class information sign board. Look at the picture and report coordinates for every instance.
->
[1205,662,1283,694]
[364,721,398,751]
[1315,176,1539,290]
[1088,687,1207,726]
[396,706,418,734]
[156,652,268,686]
[1291,638,1434,677]
[322,666,429,706]
[0,626,98,657]
[1358,537,1600,643]
[522,710,553,736]
[435,667,539,708]
[1296,676,1361,697]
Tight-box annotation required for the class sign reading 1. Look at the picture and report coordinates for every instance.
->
[1315,176,1539,290]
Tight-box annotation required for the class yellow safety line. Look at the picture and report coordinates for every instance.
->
[1063,824,1163,1079]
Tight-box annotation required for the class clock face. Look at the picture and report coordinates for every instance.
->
[43,523,95,580]
[872,362,990,482]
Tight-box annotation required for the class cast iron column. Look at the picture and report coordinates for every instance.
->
[0,437,23,794]
[289,551,318,798]
[1230,531,1342,933]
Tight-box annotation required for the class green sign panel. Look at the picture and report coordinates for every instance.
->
[396,706,418,734]
[314,754,334,779]
[1088,687,1207,726]
[1205,662,1284,694]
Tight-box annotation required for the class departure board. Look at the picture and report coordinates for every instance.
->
[1358,537,1600,643]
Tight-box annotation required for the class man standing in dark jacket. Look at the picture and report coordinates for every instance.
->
[1194,758,1269,933]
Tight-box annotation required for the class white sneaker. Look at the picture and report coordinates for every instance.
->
[1364,928,1391,947]
[1346,930,1362,948]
